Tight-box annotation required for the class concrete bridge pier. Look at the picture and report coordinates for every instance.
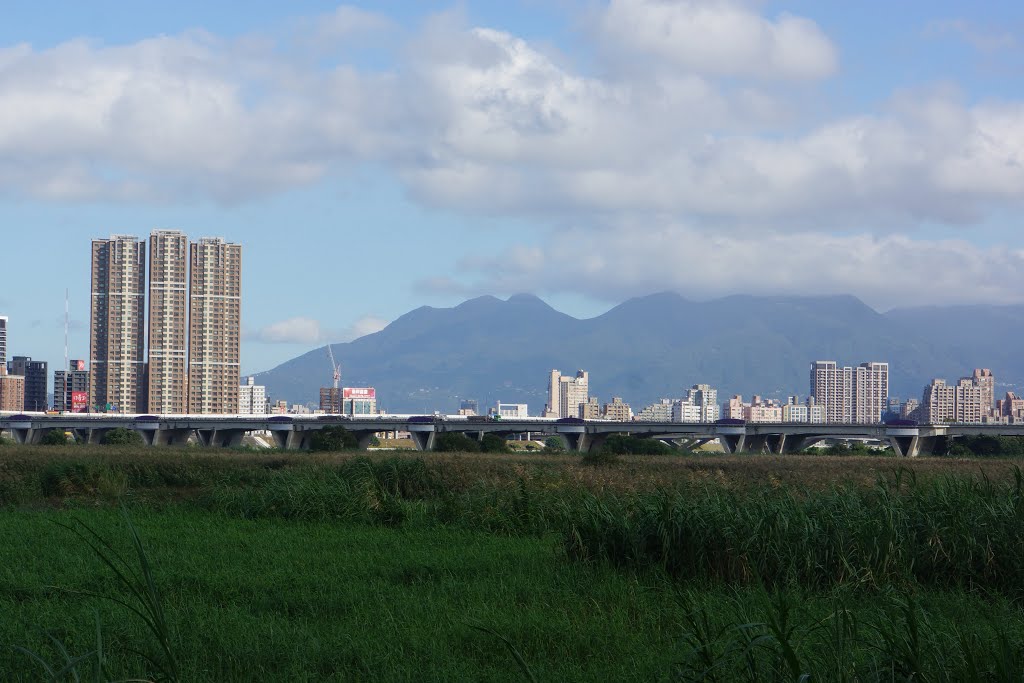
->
[889,435,918,457]
[765,434,787,454]
[196,429,246,448]
[408,430,435,451]
[719,433,746,454]
[152,429,192,447]
[271,430,308,450]
[745,434,769,454]
[10,428,40,444]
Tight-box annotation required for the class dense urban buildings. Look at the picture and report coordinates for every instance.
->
[54,360,90,413]
[238,376,268,414]
[187,238,242,414]
[921,369,996,423]
[147,230,189,414]
[543,369,590,418]
[459,399,479,416]
[8,356,47,411]
[320,387,378,415]
[90,235,147,413]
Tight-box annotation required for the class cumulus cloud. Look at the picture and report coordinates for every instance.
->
[430,220,1024,309]
[249,314,388,345]
[596,0,838,80]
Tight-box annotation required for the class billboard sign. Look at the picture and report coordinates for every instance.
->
[343,387,376,399]
[72,359,86,372]
[71,391,88,413]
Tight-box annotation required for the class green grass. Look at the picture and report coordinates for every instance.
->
[0,507,686,681]
[4,448,1024,680]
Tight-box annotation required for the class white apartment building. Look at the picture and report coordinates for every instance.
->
[238,376,268,414]
[0,315,7,366]
[636,399,673,421]
[810,360,852,423]
[686,384,720,422]
[495,402,528,419]
[672,401,703,423]
[853,362,889,424]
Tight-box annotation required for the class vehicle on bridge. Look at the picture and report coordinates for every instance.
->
[268,415,294,423]
[715,418,746,425]
[556,417,585,424]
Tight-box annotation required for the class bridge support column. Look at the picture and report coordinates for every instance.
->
[763,434,787,454]
[408,431,435,451]
[719,434,746,454]
[782,436,815,454]
[152,429,192,447]
[11,428,38,445]
[196,429,246,448]
[745,434,768,454]
[137,429,157,446]
[889,436,919,457]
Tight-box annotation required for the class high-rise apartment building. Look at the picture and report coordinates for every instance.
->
[543,369,589,419]
[0,315,7,367]
[8,356,48,411]
[90,236,147,413]
[188,238,241,414]
[686,384,720,422]
[853,362,889,424]
[922,369,993,423]
[148,230,188,414]
[810,361,853,423]
[238,376,267,414]
[54,360,90,412]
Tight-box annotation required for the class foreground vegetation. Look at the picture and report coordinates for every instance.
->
[3,447,1024,680]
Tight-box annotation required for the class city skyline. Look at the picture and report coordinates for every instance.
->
[2,1,1024,379]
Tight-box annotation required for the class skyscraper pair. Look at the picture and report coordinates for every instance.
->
[89,232,241,414]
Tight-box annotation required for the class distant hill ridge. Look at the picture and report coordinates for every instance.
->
[254,293,1024,414]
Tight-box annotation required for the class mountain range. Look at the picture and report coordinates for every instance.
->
[253,293,1024,414]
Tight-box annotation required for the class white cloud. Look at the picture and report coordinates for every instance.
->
[436,220,1024,309]
[250,317,327,344]
[249,314,388,345]
[925,19,1017,53]
[596,0,838,80]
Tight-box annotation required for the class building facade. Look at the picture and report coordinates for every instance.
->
[0,367,25,411]
[544,369,590,419]
[90,235,147,413]
[495,402,529,419]
[54,360,90,413]
[853,362,889,424]
[602,397,632,421]
[922,370,993,423]
[0,315,6,367]
[238,376,268,414]
[147,230,189,414]
[810,360,853,423]
[636,399,672,421]
[187,238,241,414]
[8,356,48,411]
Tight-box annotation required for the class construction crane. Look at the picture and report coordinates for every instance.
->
[326,344,341,389]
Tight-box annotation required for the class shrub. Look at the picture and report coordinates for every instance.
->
[581,450,619,466]
[602,434,671,455]
[101,428,144,446]
[309,426,358,452]
[543,436,566,453]
[434,432,480,452]
[479,434,510,453]
[40,429,69,446]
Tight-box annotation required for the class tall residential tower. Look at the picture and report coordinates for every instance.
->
[188,238,241,414]
[90,235,147,413]
[147,230,189,414]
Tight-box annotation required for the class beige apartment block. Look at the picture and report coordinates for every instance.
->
[148,230,189,414]
[810,360,853,423]
[0,367,25,412]
[90,235,147,413]
[602,397,632,421]
[923,369,993,423]
[188,238,241,414]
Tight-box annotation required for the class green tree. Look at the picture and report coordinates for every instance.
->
[40,430,69,446]
[543,436,566,453]
[602,434,671,455]
[479,434,510,453]
[101,428,144,446]
[433,433,481,452]
[309,426,358,452]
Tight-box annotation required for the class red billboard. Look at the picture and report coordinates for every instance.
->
[343,387,376,399]
[71,391,88,413]
[73,359,86,372]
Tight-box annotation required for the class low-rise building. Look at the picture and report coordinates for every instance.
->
[602,397,632,421]
[495,402,529,419]
[0,366,25,411]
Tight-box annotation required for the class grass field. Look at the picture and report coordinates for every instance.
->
[3,446,1024,680]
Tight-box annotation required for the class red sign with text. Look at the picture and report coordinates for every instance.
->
[343,387,376,399]
[71,391,88,413]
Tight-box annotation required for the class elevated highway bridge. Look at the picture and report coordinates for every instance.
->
[2,414,1023,455]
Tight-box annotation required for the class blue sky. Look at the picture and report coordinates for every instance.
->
[1,1,1023,376]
